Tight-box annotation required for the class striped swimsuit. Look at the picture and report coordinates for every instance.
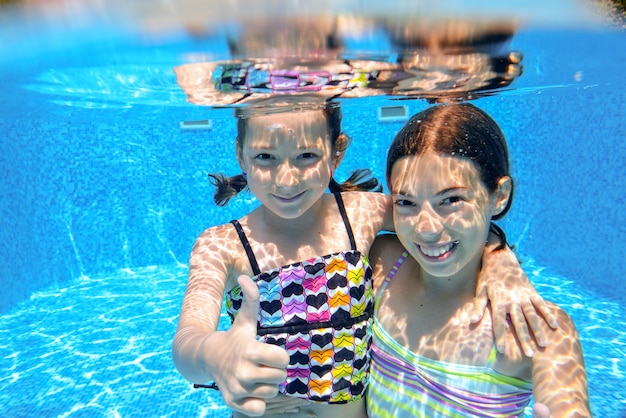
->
[225,193,374,404]
[367,251,533,417]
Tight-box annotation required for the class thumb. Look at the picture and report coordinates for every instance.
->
[233,275,261,333]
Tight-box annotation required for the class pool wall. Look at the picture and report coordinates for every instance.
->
[1,28,624,313]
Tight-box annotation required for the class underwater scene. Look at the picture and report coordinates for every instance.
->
[1,0,625,416]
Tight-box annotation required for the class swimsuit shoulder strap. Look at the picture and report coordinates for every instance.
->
[231,193,355,275]
[230,219,261,276]
[375,250,409,307]
[333,192,357,251]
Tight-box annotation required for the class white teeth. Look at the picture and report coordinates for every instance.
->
[420,241,456,257]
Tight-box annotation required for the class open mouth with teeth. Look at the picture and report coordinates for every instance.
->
[417,241,459,261]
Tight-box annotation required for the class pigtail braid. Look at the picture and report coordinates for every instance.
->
[207,173,248,206]
[329,168,382,193]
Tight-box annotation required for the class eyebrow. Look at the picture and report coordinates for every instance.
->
[248,145,275,151]
[392,186,467,197]
[392,190,411,197]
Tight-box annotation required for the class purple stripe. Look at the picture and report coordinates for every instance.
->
[370,344,532,416]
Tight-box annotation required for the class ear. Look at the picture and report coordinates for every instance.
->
[492,176,512,217]
[237,153,246,172]
[236,138,247,172]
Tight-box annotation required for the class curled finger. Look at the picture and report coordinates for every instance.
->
[265,394,309,414]
[230,396,267,417]
[250,341,290,371]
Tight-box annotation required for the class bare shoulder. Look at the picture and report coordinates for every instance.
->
[178,221,246,332]
[187,221,245,289]
[531,303,590,415]
[191,222,239,259]
[532,301,585,371]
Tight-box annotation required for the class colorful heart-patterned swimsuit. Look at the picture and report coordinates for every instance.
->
[225,192,374,404]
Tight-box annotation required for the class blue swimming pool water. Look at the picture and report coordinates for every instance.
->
[0,261,624,417]
[1,2,625,417]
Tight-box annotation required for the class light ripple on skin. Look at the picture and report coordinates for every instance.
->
[0,262,623,417]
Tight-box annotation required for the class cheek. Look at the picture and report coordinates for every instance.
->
[447,206,490,231]
[446,212,472,230]
[303,165,324,179]
[448,211,492,248]
[303,161,332,183]
[247,167,272,185]
[393,214,416,241]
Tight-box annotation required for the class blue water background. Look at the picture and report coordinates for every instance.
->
[0,8,625,418]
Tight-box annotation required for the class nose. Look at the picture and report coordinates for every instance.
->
[415,206,443,239]
[275,161,299,187]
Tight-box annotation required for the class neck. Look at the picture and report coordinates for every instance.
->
[420,259,480,298]
[257,195,327,232]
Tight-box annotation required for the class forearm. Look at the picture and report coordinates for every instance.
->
[172,275,296,416]
[172,326,218,384]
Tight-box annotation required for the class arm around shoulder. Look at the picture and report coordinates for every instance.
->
[342,191,393,233]
[531,303,590,417]
[476,241,558,356]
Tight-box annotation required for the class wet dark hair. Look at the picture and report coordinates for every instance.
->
[386,103,513,249]
[209,100,381,206]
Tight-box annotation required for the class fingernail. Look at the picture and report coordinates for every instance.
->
[526,348,534,357]
[470,314,479,323]
[497,344,505,353]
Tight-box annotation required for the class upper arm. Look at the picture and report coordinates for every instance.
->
[177,225,237,333]
[531,304,590,416]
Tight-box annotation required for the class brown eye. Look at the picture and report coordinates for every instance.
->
[441,196,463,206]
[297,152,319,160]
[254,153,273,161]
[394,199,414,207]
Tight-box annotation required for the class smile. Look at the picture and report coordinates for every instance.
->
[272,191,306,203]
[417,241,459,261]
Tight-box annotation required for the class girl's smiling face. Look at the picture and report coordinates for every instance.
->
[390,151,501,281]
[238,110,336,220]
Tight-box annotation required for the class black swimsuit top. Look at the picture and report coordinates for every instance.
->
[225,192,374,403]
